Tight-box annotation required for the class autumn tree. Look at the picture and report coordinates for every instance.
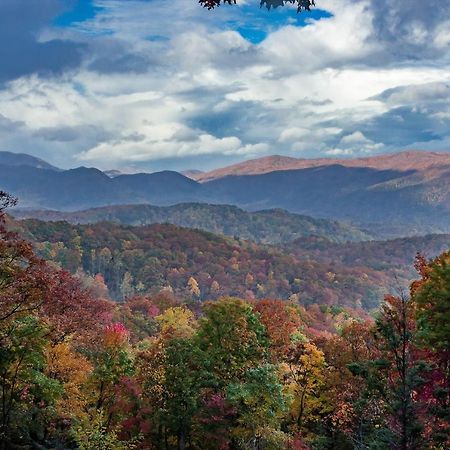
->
[253,299,302,361]
[156,306,197,339]
[44,342,93,429]
[284,342,326,436]
[412,252,450,448]
[88,323,134,416]
[186,276,201,300]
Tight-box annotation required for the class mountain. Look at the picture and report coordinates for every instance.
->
[193,151,450,182]
[0,164,205,210]
[0,151,61,171]
[2,151,450,236]
[12,218,449,310]
[205,164,450,234]
[10,203,371,244]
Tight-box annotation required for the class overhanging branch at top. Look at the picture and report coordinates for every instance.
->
[199,0,316,13]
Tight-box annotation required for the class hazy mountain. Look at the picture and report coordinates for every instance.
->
[193,151,450,182]
[0,165,205,210]
[11,203,371,244]
[205,164,450,235]
[0,151,61,171]
[2,151,450,236]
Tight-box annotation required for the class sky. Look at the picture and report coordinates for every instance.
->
[0,0,449,172]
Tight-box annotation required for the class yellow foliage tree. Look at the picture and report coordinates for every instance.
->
[45,342,93,422]
[156,306,197,339]
[186,276,200,299]
[283,342,326,433]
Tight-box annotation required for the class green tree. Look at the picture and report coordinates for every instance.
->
[0,316,61,448]
[196,297,268,386]
[413,252,450,353]
[412,252,450,448]
[162,338,203,450]
[227,364,289,449]
[363,294,426,450]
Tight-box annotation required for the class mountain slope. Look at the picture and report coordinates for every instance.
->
[0,165,205,210]
[12,219,449,310]
[194,150,450,182]
[0,151,61,171]
[10,203,371,243]
[204,164,450,233]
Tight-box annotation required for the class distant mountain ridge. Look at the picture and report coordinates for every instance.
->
[11,203,371,244]
[0,164,203,210]
[0,151,61,171]
[193,151,450,182]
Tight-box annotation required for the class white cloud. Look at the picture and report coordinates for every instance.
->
[0,0,449,170]
[334,131,384,154]
[77,130,269,166]
[340,131,371,145]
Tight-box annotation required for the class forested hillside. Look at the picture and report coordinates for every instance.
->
[12,203,370,244]
[13,218,449,311]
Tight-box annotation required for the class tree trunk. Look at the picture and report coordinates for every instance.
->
[178,428,186,450]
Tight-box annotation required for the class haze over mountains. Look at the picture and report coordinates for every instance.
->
[3,150,450,237]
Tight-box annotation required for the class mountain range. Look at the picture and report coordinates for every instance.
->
[2,150,450,237]
[11,203,370,244]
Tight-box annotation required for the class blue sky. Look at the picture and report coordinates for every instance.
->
[0,0,449,172]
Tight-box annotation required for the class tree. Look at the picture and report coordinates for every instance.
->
[156,306,197,339]
[322,320,381,448]
[367,294,426,450]
[162,338,203,450]
[284,342,326,435]
[89,323,134,415]
[193,392,236,450]
[186,276,201,300]
[412,252,450,448]
[196,298,268,385]
[227,364,289,449]
[413,252,450,353]
[253,299,302,361]
[0,316,61,448]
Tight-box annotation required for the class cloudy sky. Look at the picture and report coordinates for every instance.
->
[0,0,449,172]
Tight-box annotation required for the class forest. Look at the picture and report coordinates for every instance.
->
[9,216,448,312]
[1,190,449,449]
